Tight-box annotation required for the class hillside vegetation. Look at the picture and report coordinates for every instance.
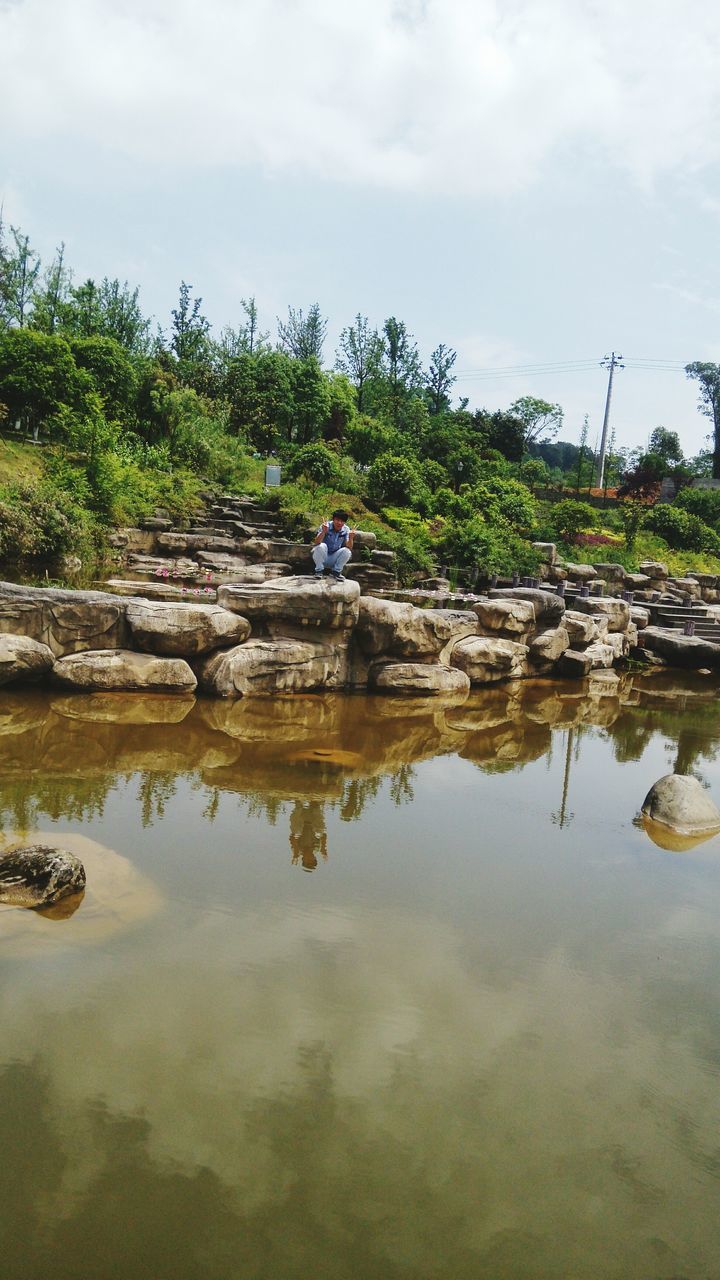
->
[1,221,719,583]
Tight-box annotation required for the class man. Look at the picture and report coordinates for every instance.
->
[311,508,356,581]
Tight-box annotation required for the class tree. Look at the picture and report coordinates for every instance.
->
[171,281,210,379]
[277,303,327,361]
[0,329,92,435]
[61,276,151,354]
[1,226,41,328]
[31,243,71,334]
[686,362,720,478]
[508,396,563,455]
[335,314,383,411]
[648,425,684,467]
[379,316,423,429]
[425,343,457,415]
[575,414,589,493]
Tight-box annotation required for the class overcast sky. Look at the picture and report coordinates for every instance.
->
[2,0,720,455]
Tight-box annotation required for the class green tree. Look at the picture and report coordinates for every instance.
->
[1,226,41,328]
[549,499,595,543]
[335,314,383,412]
[31,243,71,335]
[68,336,137,419]
[648,425,683,467]
[0,329,92,435]
[508,395,563,456]
[290,357,331,445]
[277,303,327,361]
[425,343,457,415]
[171,281,210,375]
[379,316,423,429]
[686,362,720,478]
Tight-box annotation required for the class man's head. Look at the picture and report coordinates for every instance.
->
[331,508,348,529]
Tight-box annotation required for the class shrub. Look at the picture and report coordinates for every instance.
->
[674,486,720,530]
[437,516,540,576]
[644,504,720,553]
[470,476,537,533]
[549,499,596,543]
[366,452,422,505]
[286,442,342,487]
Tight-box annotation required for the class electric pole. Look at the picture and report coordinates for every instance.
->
[595,352,624,488]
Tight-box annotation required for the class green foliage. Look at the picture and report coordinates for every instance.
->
[366,452,422,505]
[644,503,720,553]
[470,476,536,532]
[68,336,137,418]
[287,442,342,487]
[0,474,99,561]
[618,501,645,553]
[437,516,540,577]
[549,499,596,542]
[0,328,93,433]
[674,486,720,530]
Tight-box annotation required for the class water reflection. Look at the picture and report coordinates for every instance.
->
[3,674,720,866]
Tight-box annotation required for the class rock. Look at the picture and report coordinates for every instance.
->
[641,627,720,670]
[0,845,86,907]
[582,641,616,669]
[570,596,631,633]
[450,636,529,684]
[218,576,360,630]
[355,597,477,658]
[624,573,652,590]
[630,606,650,629]
[667,577,702,599]
[488,587,565,623]
[105,579,218,603]
[557,649,593,677]
[604,631,630,660]
[563,562,597,582]
[472,599,536,637]
[0,634,55,686]
[531,542,557,564]
[639,560,668,579]
[528,625,570,664]
[125,600,251,656]
[197,637,338,696]
[641,774,720,836]
[53,649,197,693]
[369,662,470,696]
[592,563,626,585]
[563,610,599,645]
[0,582,129,657]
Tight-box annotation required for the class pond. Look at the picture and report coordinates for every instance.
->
[2,674,720,1280]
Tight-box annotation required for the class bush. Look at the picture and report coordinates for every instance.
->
[644,504,720,553]
[366,452,422,505]
[437,516,540,576]
[549,499,596,543]
[0,476,98,561]
[674,486,720,530]
[470,476,537,533]
[286,442,342,487]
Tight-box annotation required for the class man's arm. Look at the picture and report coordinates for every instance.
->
[313,520,329,546]
[346,527,355,550]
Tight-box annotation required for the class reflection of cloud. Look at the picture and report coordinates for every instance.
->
[2,898,720,1272]
[0,832,163,954]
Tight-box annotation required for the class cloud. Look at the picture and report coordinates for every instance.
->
[1,0,719,195]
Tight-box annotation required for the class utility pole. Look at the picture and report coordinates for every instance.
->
[595,352,624,488]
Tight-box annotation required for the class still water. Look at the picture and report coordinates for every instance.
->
[2,673,720,1280]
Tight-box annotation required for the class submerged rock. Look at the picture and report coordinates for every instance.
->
[0,845,86,908]
[641,774,720,837]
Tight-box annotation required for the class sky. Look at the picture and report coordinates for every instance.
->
[2,0,720,456]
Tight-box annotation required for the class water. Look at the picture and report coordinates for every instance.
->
[2,674,720,1279]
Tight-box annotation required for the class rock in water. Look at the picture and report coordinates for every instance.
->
[0,845,86,908]
[641,774,720,837]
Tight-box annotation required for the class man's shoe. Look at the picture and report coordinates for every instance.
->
[314,570,324,578]
[331,570,345,581]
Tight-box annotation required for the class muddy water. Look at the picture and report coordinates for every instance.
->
[2,673,720,1280]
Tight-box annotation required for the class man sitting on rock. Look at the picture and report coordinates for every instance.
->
[311,509,355,581]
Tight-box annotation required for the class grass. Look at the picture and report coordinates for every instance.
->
[0,437,45,485]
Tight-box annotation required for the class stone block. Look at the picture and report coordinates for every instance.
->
[355,597,477,658]
[450,635,529,684]
[53,649,197,693]
[218,576,360,630]
[473,599,536,637]
[570,596,631,633]
[126,600,251,657]
[197,638,338,696]
[0,634,55,686]
[369,662,470,697]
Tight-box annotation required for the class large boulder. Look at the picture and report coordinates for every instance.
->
[570,596,631,633]
[53,649,197,693]
[563,610,600,646]
[0,845,86,907]
[197,638,338,696]
[582,642,616,669]
[642,627,720,669]
[0,582,129,657]
[528,625,570,665]
[472,599,535,638]
[218,576,360,631]
[592,563,626,586]
[450,636,529,684]
[488,587,565,624]
[355,598,477,658]
[639,560,668,580]
[563,562,597,583]
[125,600,251,656]
[641,774,720,837]
[0,634,55,686]
[369,662,470,697]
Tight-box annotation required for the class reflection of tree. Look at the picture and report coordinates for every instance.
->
[389,764,415,807]
[289,801,328,872]
[551,728,575,829]
[137,773,178,828]
[339,776,383,821]
[0,777,110,838]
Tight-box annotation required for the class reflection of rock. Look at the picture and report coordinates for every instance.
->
[196,693,338,740]
[641,816,720,853]
[53,649,197,693]
[126,600,251,656]
[0,845,86,907]
[0,634,55,686]
[0,832,163,954]
[50,693,195,725]
[641,774,720,837]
